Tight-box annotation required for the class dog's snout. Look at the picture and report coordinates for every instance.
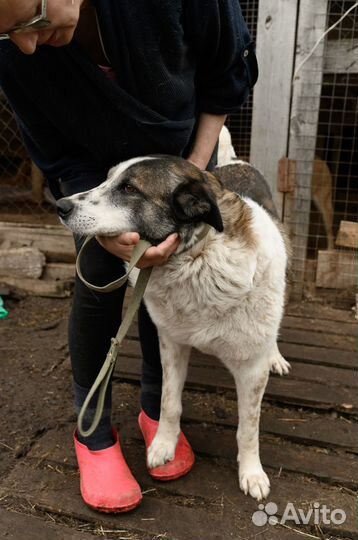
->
[57,198,74,219]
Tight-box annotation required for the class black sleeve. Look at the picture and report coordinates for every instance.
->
[183,0,258,114]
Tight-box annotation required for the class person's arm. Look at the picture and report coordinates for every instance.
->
[0,0,84,54]
[187,113,227,171]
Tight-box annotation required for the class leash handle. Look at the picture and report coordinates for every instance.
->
[76,237,152,437]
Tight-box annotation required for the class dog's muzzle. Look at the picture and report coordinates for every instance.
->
[56,197,74,219]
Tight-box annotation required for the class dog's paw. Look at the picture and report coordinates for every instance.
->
[239,467,270,501]
[147,436,176,469]
[270,353,291,376]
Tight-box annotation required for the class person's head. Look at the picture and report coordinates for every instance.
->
[7,0,85,54]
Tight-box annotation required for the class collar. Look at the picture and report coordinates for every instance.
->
[177,223,212,254]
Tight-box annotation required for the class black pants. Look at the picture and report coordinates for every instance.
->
[70,237,162,420]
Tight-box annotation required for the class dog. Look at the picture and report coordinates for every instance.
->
[57,155,290,501]
[219,125,334,249]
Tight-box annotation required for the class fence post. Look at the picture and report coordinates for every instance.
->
[250,0,299,218]
[286,0,328,299]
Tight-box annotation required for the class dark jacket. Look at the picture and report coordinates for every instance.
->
[0,0,258,197]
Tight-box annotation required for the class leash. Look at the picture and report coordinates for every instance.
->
[76,237,152,437]
[75,225,211,437]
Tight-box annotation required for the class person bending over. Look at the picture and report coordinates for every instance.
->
[0,0,258,513]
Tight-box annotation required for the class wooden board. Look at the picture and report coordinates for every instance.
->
[114,356,358,414]
[285,0,328,298]
[124,330,357,370]
[0,247,45,279]
[316,250,357,289]
[0,276,73,298]
[180,425,357,489]
[282,315,357,338]
[336,220,358,249]
[286,301,356,323]
[279,327,356,351]
[278,342,357,370]
[250,0,299,217]
[117,379,358,453]
[43,263,76,282]
[29,424,358,489]
[126,321,358,352]
[0,222,75,263]
[178,390,358,453]
[18,427,358,539]
[93,378,358,455]
[189,350,358,387]
[0,467,252,540]
[0,508,100,540]
[119,336,358,374]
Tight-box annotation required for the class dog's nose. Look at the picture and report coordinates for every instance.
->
[56,198,74,219]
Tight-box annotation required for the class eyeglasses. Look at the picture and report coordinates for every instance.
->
[0,0,51,40]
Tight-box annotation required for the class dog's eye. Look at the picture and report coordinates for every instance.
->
[120,182,139,194]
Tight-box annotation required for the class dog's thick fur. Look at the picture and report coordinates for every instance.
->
[58,155,289,501]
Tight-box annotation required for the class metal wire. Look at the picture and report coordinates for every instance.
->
[228,0,259,160]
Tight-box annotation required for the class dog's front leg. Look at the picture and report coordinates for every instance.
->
[233,359,270,501]
[147,335,191,469]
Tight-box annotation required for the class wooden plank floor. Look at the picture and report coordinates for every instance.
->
[0,299,357,540]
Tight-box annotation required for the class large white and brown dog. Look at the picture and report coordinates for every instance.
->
[57,154,289,501]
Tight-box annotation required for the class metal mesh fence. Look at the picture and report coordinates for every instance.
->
[0,90,57,224]
[229,0,357,302]
[227,0,259,160]
[315,0,358,237]
[295,0,357,301]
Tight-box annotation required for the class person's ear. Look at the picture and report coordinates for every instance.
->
[171,179,224,232]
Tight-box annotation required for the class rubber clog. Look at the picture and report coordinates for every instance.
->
[74,430,142,513]
[138,410,195,481]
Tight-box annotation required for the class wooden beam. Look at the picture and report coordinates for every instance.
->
[316,250,357,289]
[336,220,358,249]
[324,39,358,74]
[285,0,328,299]
[0,222,75,263]
[250,0,299,218]
[0,247,45,279]
[42,263,75,281]
[0,509,100,540]
[0,276,73,297]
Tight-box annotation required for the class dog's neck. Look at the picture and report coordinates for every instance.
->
[176,223,212,254]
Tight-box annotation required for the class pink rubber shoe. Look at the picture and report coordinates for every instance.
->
[138,410,195,481]
[74,430,142,513]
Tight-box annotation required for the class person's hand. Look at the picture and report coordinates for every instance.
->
[96,232,180,269]
[0,0,85,55]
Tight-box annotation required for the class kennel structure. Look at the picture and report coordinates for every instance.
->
[0,0,357,300]
[237,0,357,300]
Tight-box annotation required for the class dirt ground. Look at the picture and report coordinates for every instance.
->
[0,295,144,538]
[0,296,73,479]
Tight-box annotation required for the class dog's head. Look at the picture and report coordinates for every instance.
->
[56,155,223,245]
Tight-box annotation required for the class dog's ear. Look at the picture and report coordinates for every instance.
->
[171,180,224,232]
